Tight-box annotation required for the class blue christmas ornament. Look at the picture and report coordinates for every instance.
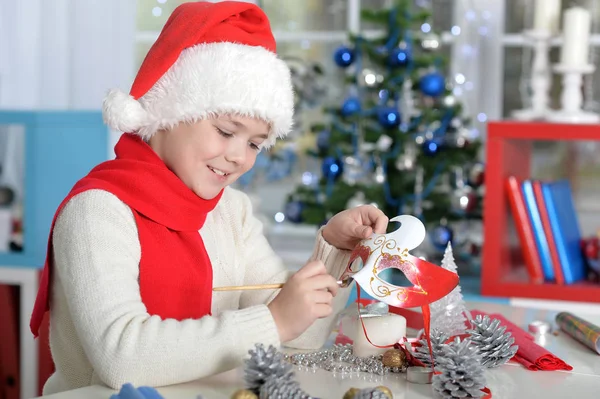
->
[422,139,441,156]
[321,157,343,180]
[430,225,454,250]
[419,72,445,97]
[389,47,410,67]
[316,130,330,151]
[341,97,361,116]
[333,46,355,68]
[111,384,165,399]
[377,107,401,128]
[284,201,305,224]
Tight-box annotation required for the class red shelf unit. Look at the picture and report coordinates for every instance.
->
[482,121,600,303]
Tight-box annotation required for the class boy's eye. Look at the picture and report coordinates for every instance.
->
[249,142,261,151]
[216,127,233,137]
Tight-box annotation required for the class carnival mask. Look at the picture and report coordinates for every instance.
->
[341,214,459,308]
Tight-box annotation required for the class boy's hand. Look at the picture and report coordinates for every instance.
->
[267,260,338,342]
[322,205,389,251]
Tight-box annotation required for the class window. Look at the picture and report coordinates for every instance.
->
[502,0,600,116]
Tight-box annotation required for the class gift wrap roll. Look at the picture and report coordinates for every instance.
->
[351,313,407,357]
[556,312,600,355]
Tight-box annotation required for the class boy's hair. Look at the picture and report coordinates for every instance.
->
[102,1,294,148]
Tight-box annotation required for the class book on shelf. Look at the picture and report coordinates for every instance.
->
[505,176,544,284]
[532,181,565,285]
[506,177,587,285]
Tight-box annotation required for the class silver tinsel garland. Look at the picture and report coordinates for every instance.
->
[432,337,486,399]
[467,315,518,368]
[286,343,405,375]
[406,328,449,367]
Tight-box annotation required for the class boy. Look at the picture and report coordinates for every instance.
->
[30,1,388,394]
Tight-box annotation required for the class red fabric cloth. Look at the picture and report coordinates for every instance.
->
[131,1,276,99]
[471,310,572,371]
[30,133,222,337]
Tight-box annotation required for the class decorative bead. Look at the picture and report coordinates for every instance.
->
[284,344,397,377]
[230,389,258,399]
[376,386,394,398]
[382,349,407,368]
[343,387,361,399]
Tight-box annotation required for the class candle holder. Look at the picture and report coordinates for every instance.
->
[512,30,553,121]
[547,63,600,124]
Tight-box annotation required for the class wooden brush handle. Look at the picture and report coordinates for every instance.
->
[213,278,350,292]
[212,283,284,292]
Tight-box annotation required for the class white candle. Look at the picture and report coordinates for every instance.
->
[351,314,407,357]
[533,0,561,34]
[560,7,592,67]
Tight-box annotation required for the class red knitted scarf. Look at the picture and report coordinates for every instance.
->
[30,133,222,337]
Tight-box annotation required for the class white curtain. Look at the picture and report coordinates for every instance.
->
[0,0,136,109]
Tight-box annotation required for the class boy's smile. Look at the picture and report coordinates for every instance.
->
[148,115,270,200]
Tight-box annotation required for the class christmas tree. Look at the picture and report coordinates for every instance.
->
[282,0,484,256]
[429,243,470,337]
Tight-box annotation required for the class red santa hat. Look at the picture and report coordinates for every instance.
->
[102,1,293,148]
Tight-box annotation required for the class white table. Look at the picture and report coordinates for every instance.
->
[34,302,600,399]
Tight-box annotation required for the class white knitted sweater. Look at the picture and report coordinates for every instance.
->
[44,187,352,395]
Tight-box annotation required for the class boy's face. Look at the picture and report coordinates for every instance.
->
[149,115,269,199]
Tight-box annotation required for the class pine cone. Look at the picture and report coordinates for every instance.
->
[258,374,312,399]
[432,338,486,399]
[407,328,449,367]
[244,344,294,393]
[467,315,518,368]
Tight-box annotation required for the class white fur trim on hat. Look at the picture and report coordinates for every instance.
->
[102,42,294,148]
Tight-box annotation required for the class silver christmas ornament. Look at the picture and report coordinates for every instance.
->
[420,33,440,51]
[372,156,386,184]
[467,315,518,368]
[376,135,393,152]
[395,143,417,171]
[395,153,416,171]
[432,338,487,399]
